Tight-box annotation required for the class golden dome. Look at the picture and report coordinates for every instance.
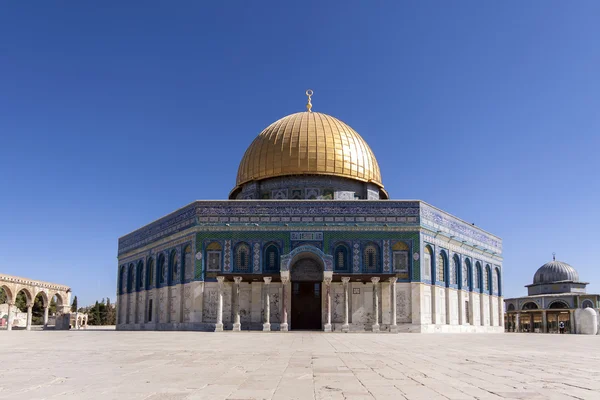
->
[234,111,384,191]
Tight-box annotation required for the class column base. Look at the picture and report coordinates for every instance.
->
[280,323,288,332]
[232,323,241,332]
[324,323,332,332]
[389,325,398,333]
[214,323,224,332]
[263,323,271,331]
[372,324,380,333]
[341,324,349,333]
[7,325,12,331]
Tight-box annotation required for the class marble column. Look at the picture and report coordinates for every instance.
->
[43,306,49,328]
[570,310,576,334]
[323,277,332,332]
[26,305,33,331]
[280,276,289,332]
[371,277,380,332]
[6,303,13,331]
[515,312,520,332]
[389,277,398,333]
[232,276,242,331]
[215,276,224,332]
[263,277,272,331]
[542,310,547,333]
[341,277,350,333]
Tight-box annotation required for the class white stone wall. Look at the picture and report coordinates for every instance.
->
[116,281,504,333]
[448,289,459,325]
[482,294,490,326]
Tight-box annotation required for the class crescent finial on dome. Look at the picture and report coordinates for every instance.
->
[306,89,313,112]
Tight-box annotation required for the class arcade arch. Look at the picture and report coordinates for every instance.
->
[0,274,71,331]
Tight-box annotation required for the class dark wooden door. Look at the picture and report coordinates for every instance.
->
[291,282,322,330]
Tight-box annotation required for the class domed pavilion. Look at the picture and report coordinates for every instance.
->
[116,91,504,333]
[504,255,600,334]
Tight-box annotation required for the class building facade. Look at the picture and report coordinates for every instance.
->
[116,95,504,333]
[505,257,600,334]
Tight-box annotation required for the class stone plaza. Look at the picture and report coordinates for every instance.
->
[1,331,599,399]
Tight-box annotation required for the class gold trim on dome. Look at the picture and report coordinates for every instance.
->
[235,111,384,189]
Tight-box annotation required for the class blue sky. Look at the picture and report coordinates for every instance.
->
[1,2,599,307]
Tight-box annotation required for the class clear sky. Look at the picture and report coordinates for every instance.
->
[1,2,599,307]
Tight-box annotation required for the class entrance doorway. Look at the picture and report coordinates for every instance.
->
[290,255,324,330]
[291,282,322,330]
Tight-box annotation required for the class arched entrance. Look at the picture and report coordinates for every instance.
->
[290,254,324,330]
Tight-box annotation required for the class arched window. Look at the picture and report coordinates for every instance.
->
[463,259,471,290]
[424,245,433,280]
[146,258,154,289]
[548,301,568,309]
[485,264,491,292]
[436,251,446,283]
[334,244,349,272]
[451,255,459,285]
[392,241,409,273]
[522,302,538,310]
[363,242,380,273]
[158,254,166,284]
[582,300,594,309]
[474,262,481,290]
[494,267,500,295]
[507,304,515,311]
[182,245,192,280]
[127,264,134,293]
[119,266,125,294]
[264,243,280,272]
[206,242,222,272]
[170,250,178,283]
[136,261,144,291]
[234,242,251,272]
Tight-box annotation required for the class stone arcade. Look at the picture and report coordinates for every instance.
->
[0,273,72,330]
[116,92,504,333]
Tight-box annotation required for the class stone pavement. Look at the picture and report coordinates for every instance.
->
[0,330,599,400]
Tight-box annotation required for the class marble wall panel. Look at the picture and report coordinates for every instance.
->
[397,284,412,323]
[472,294,481,326]
[436,287,446,325]
[239,284,252,324]
[332,284,344,323]
[448,289,459,325]
[482,295,490,326]
[203,284,218,322]
[170,287,179,323]
[183,284,192,322]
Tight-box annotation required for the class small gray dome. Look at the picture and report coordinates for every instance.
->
[533,260,579,284]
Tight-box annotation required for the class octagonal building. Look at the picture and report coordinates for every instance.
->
[116,93,504,333]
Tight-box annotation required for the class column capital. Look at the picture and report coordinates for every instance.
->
[341,277,351,284]
[263,277,272,284]
[281,276,289,284]
[233,276,243,284]
[216,276,225,284]
[370,277,380,284]
[388,277,397,284]
[324,277,332,285]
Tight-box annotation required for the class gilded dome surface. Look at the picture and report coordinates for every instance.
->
[235,112,383,189]
[533,260,579,284]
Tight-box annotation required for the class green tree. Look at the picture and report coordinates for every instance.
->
[106,298,116,325]
[32,295,45,325]
[49,297,57,316]
[15,291,28,312]
[0,287,6,304]
[71,296,78,312]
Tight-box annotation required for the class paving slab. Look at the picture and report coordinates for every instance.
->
[0,330,599,399]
